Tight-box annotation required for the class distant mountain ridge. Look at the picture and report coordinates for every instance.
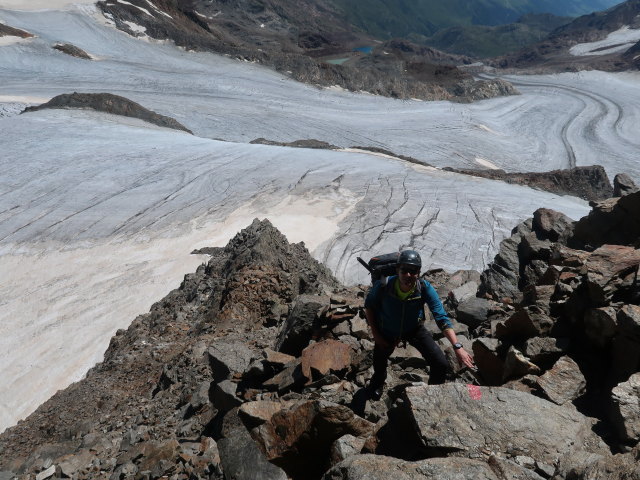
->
[330,0,624,39]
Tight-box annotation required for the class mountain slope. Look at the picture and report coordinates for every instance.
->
[331,0,624,39]
[492,0,640,70]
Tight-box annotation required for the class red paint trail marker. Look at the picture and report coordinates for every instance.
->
[467,384,482,400]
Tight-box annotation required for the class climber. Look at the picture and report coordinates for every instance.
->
[364,249,475,399]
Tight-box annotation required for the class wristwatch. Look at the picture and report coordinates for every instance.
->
[453,342,463,350]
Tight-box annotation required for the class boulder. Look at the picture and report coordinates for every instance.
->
[617,304,640,339]
[613,173,638,197]
[523,337,570,369]
[403,384,608,465]
[609,373,640,443]
[495,307,554,339]
[251,400,374,479]
[323,454,545,480]
[532,208,574,243]
[456,297,491,329]
[262,358,307,393]
[218,428,288,480]
[276,294,330,355]
[450,281,478,305]
[238,400,296,430]
[212,380,243,411]
[536,356,586,405]
[349,316,370,340]
[584,307,618,348]
[472,338,504,386]
[329,435,366,466]
[570,191,640,249]
[207,341,255,382]
[300,339,352,382]
[554,447,640,480]
[586,245,640,306]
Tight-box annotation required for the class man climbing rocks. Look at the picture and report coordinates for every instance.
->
[364,250,475,399]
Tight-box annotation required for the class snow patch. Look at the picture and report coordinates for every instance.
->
[475,157,500,169]
[570,26,640,56]
[0,34,28,46]
[142,0,172,19]
[123,20,146,34]
[115,0,153,17]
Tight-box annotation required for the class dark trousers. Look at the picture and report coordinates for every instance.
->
[371,324,450,387]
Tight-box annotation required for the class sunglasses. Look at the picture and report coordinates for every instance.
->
[400,267,420,275]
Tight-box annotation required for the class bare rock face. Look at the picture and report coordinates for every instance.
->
[404,384,608,465]
[23,92,193,133]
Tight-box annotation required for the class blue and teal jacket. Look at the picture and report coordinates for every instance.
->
[364,276,452,340]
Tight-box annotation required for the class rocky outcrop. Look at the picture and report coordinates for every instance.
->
[23,93,193,133]
[443,165,614,201]
[52,43,92,60]
[0,23,33,38]
[0,191,638,480]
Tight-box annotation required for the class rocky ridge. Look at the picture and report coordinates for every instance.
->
[442,165,614,201]
[0,185,639,478]
[23,93,193,134]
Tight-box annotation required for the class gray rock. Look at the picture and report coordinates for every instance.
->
[323,454,545,480]
[218,428,288,480]
[212,380,243,411]
[613,173,638,197]
[523,337,570,369]
[329,434,366,466]
[207,341,255,382]
[404,384,608,465]
[350,316,370,340]
[0,473,15,480]
[502,345,541,381]
[617,304,640,339]
[450,281,478,305]
[35,466,56,480]
[536,356,586,405]
[262,358,306,393]
[276,294,330,356]
[610,373,640,443]
[532,208,575,243]
[456,297,491,329]
[586,245,640,306]
[495,307,554,339]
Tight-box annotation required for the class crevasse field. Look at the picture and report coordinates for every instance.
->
[0,1,638,433]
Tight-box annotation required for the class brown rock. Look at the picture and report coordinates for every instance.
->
[532,208,574,242]
[252,400,374,479]
[239,400,296,430]
[300,339,352,382]
[536,356,586,405]
[586,245,640,306]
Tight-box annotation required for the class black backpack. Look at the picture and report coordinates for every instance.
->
[357,252,400,283]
